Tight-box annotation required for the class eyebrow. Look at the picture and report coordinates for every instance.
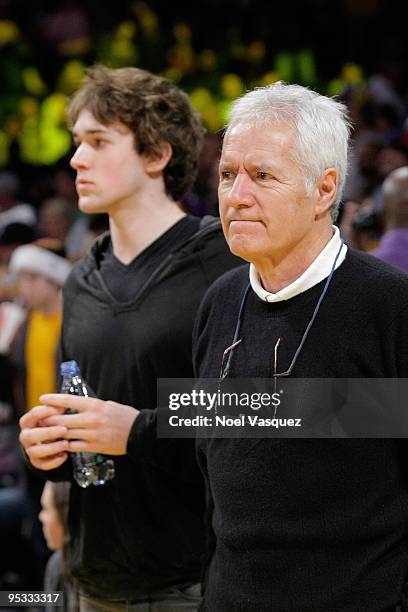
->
[219,160,278,172]
[252,162,274,170]
[219,160,237,169]
[72,128,110,139]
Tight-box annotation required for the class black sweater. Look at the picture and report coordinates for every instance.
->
[193,249,408,612]
[27,217,241,600]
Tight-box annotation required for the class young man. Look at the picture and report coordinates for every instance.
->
[19,65,240,611]
[193,82,408,611]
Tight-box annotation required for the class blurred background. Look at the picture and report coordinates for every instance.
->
[0,0,407,607]
[0,0,407,217]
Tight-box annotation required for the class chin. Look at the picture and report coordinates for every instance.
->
[228,236,261,262]
[78,198,107,215]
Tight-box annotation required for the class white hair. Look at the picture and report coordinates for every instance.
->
[225,82,352,220]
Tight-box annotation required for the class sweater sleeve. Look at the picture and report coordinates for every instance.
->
[126,409,203,484]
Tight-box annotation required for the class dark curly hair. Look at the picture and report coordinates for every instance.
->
[67,65,206,202]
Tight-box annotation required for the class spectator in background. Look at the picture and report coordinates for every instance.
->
[51,169,94,260]
[371,143,408,212]
[73,212,109,259]
[0,230,40,592]
[39,197,75,244]
[9,239,71,414]
[38,196,93,261]
[340,143,408,252]
[0,172,37,233]
[0,223,38,303]
[39,481,78,612]
[371,166,408,273]
[8,239,71,591]
[340,188,382,252]
[194,133,223,217]
[0,223,38,268]
[53,170,78,210]
[343,132,384,204]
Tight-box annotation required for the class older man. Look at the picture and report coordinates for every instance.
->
[193,83,408,611]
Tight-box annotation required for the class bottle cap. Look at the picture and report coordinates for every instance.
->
[60,360,80,376]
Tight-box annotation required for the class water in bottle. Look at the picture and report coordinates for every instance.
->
[60,360,115,488]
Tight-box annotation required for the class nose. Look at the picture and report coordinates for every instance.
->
[223,172,255,209]
[70,143,89,170]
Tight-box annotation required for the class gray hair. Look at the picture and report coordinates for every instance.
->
[225,82,352,220]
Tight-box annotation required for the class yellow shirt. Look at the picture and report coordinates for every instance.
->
[25,310,62,411]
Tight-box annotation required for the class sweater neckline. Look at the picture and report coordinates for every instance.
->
[249,226,347,303]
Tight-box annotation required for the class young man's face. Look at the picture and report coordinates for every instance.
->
[70,110,149,214]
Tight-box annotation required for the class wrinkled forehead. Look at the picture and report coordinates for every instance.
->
[220,120,298,165]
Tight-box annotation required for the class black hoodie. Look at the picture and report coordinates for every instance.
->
[29,216,241,600]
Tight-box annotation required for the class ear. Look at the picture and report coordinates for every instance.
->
[314,168,338,219]
[144,142,173,174]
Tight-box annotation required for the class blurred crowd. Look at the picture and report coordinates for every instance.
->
[1,0,407,164]
[0,166,108,605]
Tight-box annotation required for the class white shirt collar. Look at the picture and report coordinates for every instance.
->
[249,226,347,303]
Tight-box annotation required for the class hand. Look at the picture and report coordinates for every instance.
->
[39,394,139,456]
[19,405,69,470]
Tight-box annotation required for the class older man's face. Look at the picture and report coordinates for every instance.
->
[218,121,318,267]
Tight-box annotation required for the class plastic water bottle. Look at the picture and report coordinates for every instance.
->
[60,360,115,488]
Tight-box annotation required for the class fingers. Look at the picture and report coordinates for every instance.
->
[40,394,96,412]
[19,405,65,430]
[29,452,69,471]
[19,404,70,471]
[41,412,107,435]
[21,397,136,458]
[40,413,90,428]
[27,439,69,459]
[19,424,69,471]
[66,439,110,453]
[22,436,69,470]
[20,425,68,448]
[66,440,92,452]
[63,428,97,442]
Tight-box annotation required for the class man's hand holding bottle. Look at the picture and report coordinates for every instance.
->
[35,394,138,456]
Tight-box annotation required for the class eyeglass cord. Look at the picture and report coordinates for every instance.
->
[221,239,345,380]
